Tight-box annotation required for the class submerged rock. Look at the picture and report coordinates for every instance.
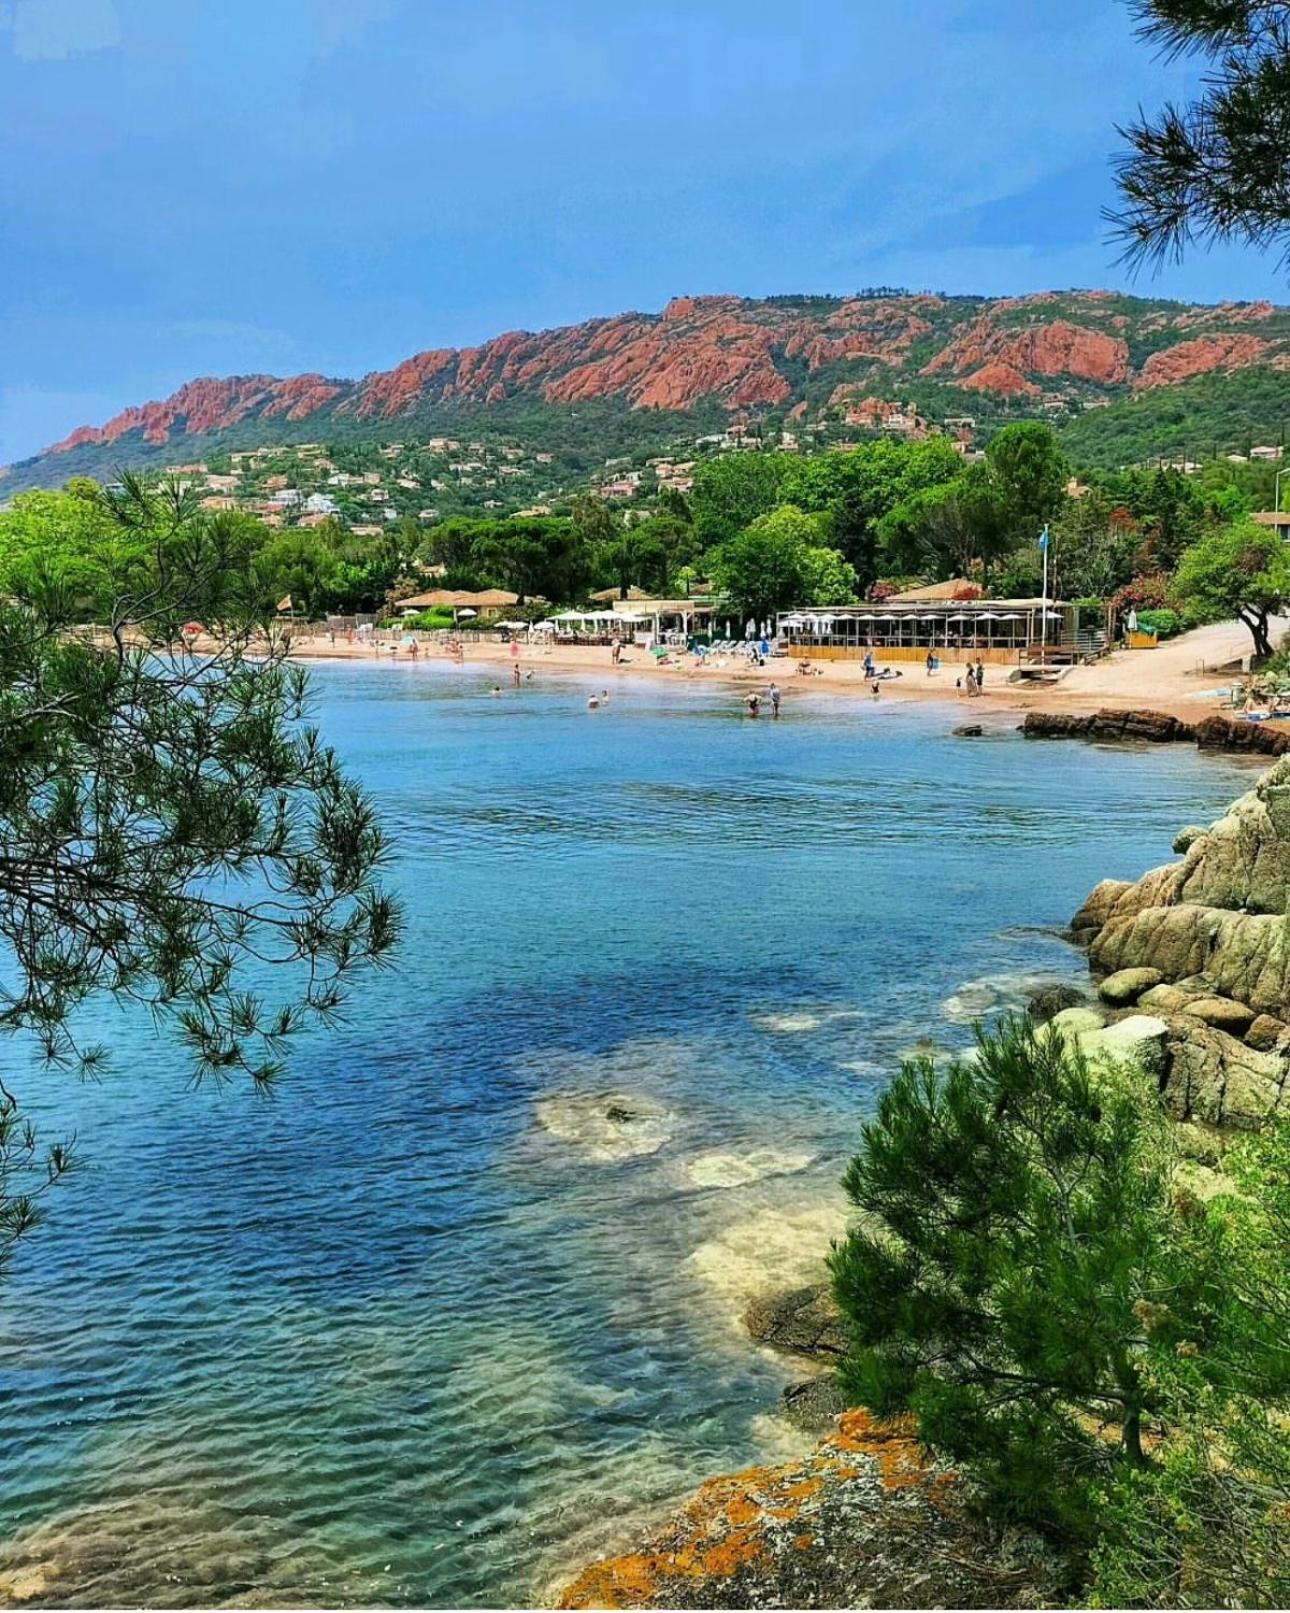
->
[534,1091,676,1162]
[680,1149,814,1191]
[744,1284,845,1362]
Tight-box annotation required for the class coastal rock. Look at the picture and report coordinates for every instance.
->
[1078,1014,1170,1076]
[1098,967,1163,1006]
[952,724,983,737]
[1161,1022,1288,1129]
[1022,709,1195,745]
[1048,1005,1107,1037]
[1181,996,1257,1035]
[781,1376,849,1433]
[557,1409,1064,1610]
[1246,1013,1288,1052]
[1138,983,1199,1014]
[1024,982,1087,1023]
[1174,825,1207,854]
[1194,715,1290,756]
[744,1284,846,1362]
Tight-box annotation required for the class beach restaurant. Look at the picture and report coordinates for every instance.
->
[776,588,1079,666]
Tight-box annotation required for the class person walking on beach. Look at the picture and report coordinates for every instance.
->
[964,663,977,697]
[925,649,934,677]
[975,657,985,693]
[863,649,875,678]
[769,682,781,718]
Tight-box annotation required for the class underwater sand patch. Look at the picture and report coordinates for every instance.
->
[689,1202,849,1327]
[751,1007,861,1035]
[679,1149,815,1191]
[534,1090,676,1162]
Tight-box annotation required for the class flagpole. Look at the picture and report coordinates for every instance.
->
[1040,523,1050,671]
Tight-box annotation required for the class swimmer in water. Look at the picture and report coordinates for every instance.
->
[490,685,502,697]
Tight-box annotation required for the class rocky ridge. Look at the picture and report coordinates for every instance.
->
[10,289,1290,491]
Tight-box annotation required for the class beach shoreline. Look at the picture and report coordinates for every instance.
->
[279,626,1276,733]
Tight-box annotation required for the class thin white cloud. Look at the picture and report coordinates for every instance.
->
[4,0,120,60]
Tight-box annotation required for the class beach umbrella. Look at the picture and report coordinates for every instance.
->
[456,608,478,620]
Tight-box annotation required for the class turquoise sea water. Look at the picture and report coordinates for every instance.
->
[0,664,1261,1607]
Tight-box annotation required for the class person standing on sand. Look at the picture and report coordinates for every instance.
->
[769,682,781,718]
[975,658,985,692]
[512,663,521,687]
[925,649,934,677]
[964,664,977,696]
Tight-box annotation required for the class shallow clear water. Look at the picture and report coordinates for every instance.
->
[0,664,1260,1607]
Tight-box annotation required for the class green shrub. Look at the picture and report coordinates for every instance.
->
[1134,608,1183,639]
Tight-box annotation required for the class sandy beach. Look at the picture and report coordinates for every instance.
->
[281,616,1290,731]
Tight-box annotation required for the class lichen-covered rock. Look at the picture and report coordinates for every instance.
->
[1174,825,1206,854]
[556,1410,1064,1609]
[1048,1005,1107,1037]
[781,1376,849,1433]
[1246,1013,1288,1052]
[1098,967,1164,1006]
[1139,983,1199,1014]
[1078,1014,1170,1076]
[1162,1022,1288,1129]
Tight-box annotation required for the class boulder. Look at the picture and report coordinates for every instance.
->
[1173,825,1206,855]
[1048,1005,1107,1038]
[1246,1013,1288,1052]
[1025,982,1087,1024]
[1138,983,1196,1014]
[1098,967,1164,1006]
[745,1284,846,1361]
[1195,715,1290,756]
[1079,1014,1170,1077]
[952,724,983,737]
[1163,1021,1288,1130]
[1181,996,1257,1035]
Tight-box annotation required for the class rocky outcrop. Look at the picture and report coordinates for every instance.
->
[1135,332,1271,389]
[557,1410,1063,1609]
[1072,755,1290,1128]
[1023,709,1197,744]
[922,315,1130,387]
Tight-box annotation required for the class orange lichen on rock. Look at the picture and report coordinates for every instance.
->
[557,1410,949,1610]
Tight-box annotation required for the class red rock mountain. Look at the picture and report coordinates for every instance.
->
[8,289,1290,488]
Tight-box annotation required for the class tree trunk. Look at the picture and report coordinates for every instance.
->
[1122,1406,1146,1467]
[1242,606,1272,662]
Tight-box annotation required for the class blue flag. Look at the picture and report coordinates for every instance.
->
[1038,525,1050,551]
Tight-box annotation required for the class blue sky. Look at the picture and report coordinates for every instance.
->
[2,0,1286,464]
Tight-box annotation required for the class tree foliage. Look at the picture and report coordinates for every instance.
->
[1111,1,1290,273]
[831,1020,1218,1536]
[0,476,399,1275]
[1172,515,1290,655]
[708,504,855,619]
